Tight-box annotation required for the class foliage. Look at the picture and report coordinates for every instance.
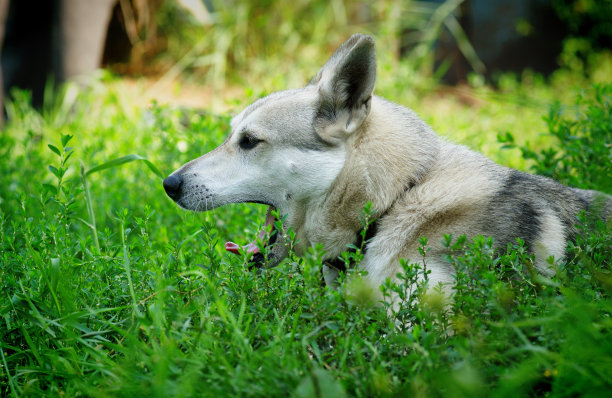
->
[498,83,612,194]
[152,0,483,92]
[0,76,610,397]
[553,0,612,51]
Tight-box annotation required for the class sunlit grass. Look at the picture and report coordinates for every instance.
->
[0,54,610,397]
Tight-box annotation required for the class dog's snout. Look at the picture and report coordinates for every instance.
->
[163,174,183,200]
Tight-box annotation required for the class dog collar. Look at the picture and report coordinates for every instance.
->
[323,218,379,274]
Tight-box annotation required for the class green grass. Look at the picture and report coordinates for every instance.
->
[0,69,610,397]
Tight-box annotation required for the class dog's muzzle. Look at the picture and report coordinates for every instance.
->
[163,174,182,200]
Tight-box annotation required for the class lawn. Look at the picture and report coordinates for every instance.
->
[0,37,611,397]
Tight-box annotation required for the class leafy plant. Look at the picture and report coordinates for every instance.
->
[499,83,612,193]
[0,58,610,397]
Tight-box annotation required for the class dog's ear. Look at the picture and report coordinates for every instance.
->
[311,34,376,142]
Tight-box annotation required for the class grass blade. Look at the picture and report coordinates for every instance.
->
[118,214,140,319]
[85,154,163,179]
[1,346,19,397]
[80,161,100,254]
[443,15,486,74]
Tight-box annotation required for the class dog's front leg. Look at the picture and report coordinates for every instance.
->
[321,264,340,287]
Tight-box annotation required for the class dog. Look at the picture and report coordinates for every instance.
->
[163,34,609,292]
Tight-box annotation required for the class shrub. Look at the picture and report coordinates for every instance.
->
[499,83,612,194]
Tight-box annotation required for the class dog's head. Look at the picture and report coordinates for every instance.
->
[163,34,377,264]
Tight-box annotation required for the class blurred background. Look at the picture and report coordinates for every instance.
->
[0,0,610,115]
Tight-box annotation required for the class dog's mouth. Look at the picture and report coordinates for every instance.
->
[224,205,278,268]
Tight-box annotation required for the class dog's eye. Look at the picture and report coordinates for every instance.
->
[238,134,262,150]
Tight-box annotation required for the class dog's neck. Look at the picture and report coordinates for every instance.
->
[328,97,440,219]
[292,97,441,261]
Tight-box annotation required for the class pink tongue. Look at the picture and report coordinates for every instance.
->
[225,206,276,256]
[225,241,259,255]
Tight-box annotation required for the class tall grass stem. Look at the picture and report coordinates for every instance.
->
[120,216,139,318]
[80,161,100,254]
[0,346,18,398]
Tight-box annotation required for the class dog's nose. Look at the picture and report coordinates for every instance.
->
[163,174,182,200]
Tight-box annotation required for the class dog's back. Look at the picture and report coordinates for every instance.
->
[359,100,610,287]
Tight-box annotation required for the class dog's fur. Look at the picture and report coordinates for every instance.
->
[164,34,609,292]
